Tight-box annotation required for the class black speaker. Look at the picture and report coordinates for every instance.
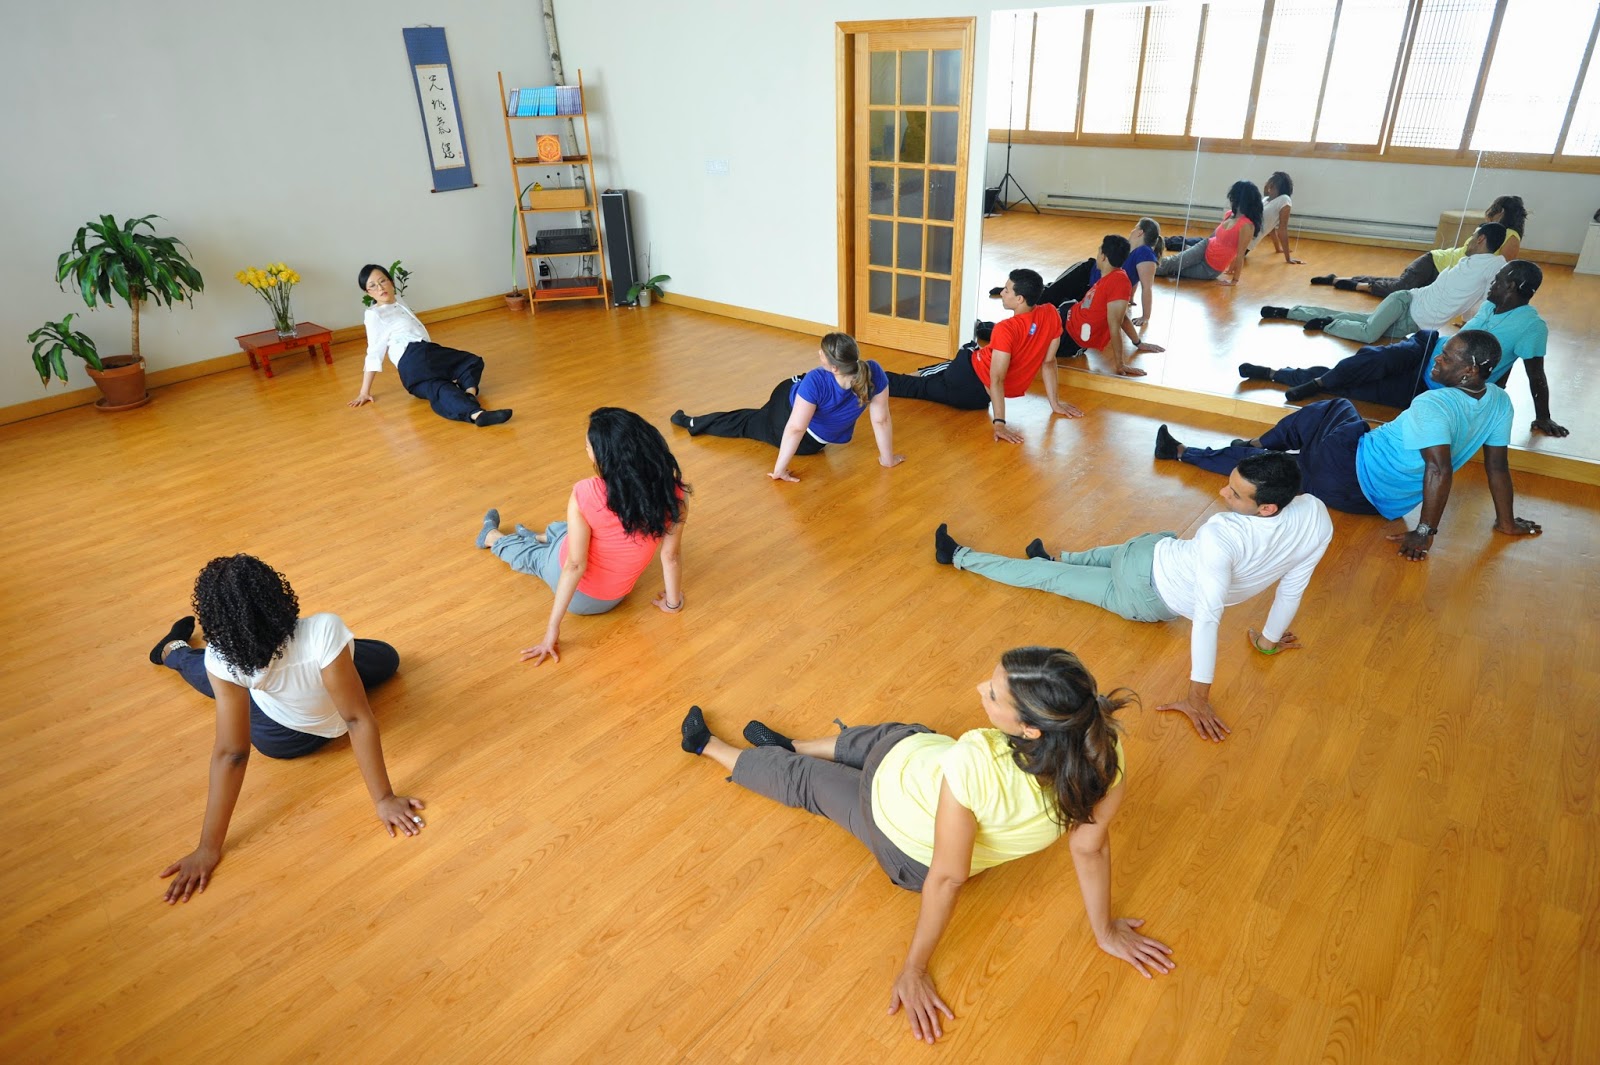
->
[601,189,638,305]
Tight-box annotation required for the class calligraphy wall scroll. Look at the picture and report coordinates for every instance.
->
[402,27,476,192]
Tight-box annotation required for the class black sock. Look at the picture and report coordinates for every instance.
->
[1260,306,1289,320]
[681,705,712,755]
[934,523,960,565]
[742,720,795,752]
[1303,317,1334,333]
[1310,274,1335,285]
[475,408,513,426]
[1154,424,1183,460]
[670,409,691,429]
[1025,538,1051,561]
[1333,279,1359,291]
[1238,362,1273,381]
[150,616,197,665]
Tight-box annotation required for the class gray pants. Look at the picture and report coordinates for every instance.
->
[1289,289,1418,344]
[953,532,1181,623]
[731,722,932,891]
[1155,238,1224,280]
[489,520,625,615]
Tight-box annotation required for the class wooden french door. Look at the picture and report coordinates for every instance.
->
[841,21,974,357]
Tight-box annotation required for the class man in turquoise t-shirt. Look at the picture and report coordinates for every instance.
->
[1241,261,1567,436]
[1162,330,1544,561]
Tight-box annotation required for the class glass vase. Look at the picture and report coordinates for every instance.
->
[273,307,296,340]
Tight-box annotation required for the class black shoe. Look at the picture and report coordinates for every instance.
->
[1238,363,1273,381]
[1333,279,1359,291]
[1284,381,1324,402]
[670,409,691,430]
[934,523,960,565]
[1164,235,1185,251]
[150,616,197,665]
[475,408,513,426]
[743,720,795,752]
[1154,424,1182,460]
[1260,306,1290,320]
[1025,537,1051,561]
[987,286,1003,298]
[681,706,712,755]
[973,320,995,344]
[1303,316,1334,333]
[1310,274,1335,286]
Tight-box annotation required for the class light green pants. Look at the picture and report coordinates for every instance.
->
[952,532,1181,623]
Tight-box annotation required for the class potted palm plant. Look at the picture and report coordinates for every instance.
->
[55,214,204,410]
[28,313,105,387]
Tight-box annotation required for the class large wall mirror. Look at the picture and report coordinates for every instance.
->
[978,0,1600,466]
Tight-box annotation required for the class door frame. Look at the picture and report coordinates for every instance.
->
[836,17,976,357]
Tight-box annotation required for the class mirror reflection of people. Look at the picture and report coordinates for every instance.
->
[887,269,1081,442]
[670,333,901,481]
[1059,235,1165,377]
[480,407,689,666]
[1156,181,1263,286]
[999,217,1164,335]
[678,647,1173,1045]
[151,555,420,904]
[933,452,1331,743]
[1241,261,1567,436]
[1157,331,1542,562]
[1250,171,1303,265]
[1261,223,1506,343]
[1310,195,1526,295]
[348,263,512,426]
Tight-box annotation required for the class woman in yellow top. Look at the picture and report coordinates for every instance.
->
[678,646,1173,1044]
[1311,194,1526,296]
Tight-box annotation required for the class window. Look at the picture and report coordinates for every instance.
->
[985,0,1600,170]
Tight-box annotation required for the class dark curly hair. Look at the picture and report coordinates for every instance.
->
[588,408,690,540]
[191,555,300,675]
[1488,195,1527,236]
[1000,647,1134,828]
[1227,180,1265,233]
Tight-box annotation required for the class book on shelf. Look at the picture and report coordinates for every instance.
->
[507,88,520,116]
[516,89,537,117]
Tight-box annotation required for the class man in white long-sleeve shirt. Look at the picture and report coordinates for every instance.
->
[348,263,513,426]
[933,451,1333,742]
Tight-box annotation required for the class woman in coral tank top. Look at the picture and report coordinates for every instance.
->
[1156,180,1264,286]
[476,407,690,665]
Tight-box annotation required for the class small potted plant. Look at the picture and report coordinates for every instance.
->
[627,245,669,307]
[26,313,125,400]
[361,259,411,307]
[55,213,204,410]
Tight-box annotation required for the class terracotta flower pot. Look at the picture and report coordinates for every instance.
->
[85,355,151,412]
[505,291,529,312]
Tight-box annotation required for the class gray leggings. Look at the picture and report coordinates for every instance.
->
[731,722,933,891]
[1155,238,1224,280]
[489,520,625,615]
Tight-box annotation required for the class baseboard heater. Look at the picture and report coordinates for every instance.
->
[1040,193,1436,245]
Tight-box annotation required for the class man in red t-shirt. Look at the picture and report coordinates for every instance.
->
[1063,235,1162,378]
[886,268,1083,444]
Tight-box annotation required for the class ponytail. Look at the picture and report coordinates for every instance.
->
[821,331,874,409]
[999,646,1134,827]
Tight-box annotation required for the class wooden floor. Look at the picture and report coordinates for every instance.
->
[979,211,1600,468]
[1,301,1596,1063]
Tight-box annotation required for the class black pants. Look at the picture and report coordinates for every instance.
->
[1039,259,1096,307]
[688,376,827,453]
[1351,253,1438,298]
[1178,399,1379,515]
[885,346,991,410]
[1271,330,1441,408]
[396,341,485,422]
[164,640,401,758]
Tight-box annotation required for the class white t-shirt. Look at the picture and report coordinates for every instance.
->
[204,613,356,737]
[1409,254,1505,330]
[1249,194,1291,252]
[362,299,430,373]
[1149,493,1333,684]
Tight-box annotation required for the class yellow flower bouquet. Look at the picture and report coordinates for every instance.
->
[236,262,301,337]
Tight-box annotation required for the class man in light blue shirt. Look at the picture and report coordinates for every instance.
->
[1160,330,1544,561]
[1240,261,1567,437]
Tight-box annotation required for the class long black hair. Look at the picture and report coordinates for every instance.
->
[192,555,300,675]
[999,647,1133,827]
[1488,195,1526,235]
[1227,180,1265,233]
[588,407,690,540]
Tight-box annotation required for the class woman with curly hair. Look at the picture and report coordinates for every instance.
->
[1312,194,1527,296]
[678,646,1173,1044]
[149,554,421,903]
[1156,180,1263,285]
[477,407,690,665]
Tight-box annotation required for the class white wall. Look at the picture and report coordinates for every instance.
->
[3,1,551,406]
[984,142,1598,254]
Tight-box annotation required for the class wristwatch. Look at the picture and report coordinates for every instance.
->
[1414,522,1437,537]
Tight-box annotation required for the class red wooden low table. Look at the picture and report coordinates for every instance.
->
[236,323,334,379]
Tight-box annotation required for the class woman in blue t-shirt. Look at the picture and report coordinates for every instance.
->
[670,332,904,482]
